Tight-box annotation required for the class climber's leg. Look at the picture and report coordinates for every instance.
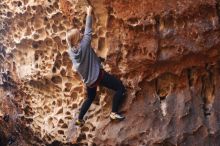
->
[77,86,97,123]
[99,71,126,120]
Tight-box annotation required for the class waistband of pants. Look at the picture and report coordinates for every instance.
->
[87,69,105,88]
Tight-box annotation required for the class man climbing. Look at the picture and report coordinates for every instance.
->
[66,5,126,126]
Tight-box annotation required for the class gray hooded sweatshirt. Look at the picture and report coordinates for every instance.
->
[68,15,101,86]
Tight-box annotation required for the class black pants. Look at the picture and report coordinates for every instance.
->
[78,71,126,120]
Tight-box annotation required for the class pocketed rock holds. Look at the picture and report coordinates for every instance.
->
[3,114,9,122]
[0,0,220,145]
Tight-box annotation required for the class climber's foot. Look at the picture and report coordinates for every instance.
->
[110,112,125,121]
[75,119,85,126]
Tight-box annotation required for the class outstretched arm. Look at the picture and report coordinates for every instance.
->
[81,6,93,47]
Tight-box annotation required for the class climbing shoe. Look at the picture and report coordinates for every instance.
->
[75,119,85,126]
[110,112,125,121]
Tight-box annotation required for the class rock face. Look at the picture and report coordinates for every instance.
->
[1,0,220,145]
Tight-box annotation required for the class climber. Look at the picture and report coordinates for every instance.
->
[66,5,126,126]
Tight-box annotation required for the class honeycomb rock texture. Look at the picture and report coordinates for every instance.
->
[1,0,220,145]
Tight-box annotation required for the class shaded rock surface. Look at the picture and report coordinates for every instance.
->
[1,0,220,145]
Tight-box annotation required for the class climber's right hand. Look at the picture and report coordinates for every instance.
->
[86,6,92,16]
